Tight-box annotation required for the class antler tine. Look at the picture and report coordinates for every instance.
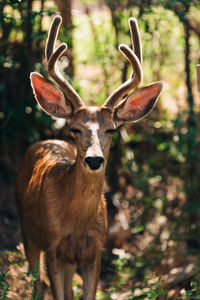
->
[45,15,61,61]
[104,18,142,108]
[46,16,85,109]
[129,17,142,65]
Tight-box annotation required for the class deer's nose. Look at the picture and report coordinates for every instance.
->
[85,156,104,170]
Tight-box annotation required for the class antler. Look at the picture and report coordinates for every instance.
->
[46,15,85,109]
[103,18,143,108]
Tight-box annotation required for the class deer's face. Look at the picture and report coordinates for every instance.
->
[70,107,116,171]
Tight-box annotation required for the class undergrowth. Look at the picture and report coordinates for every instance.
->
[1,251,200,299]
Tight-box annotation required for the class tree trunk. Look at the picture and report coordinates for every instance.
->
[181,7,200,248]
[183,14,195,125]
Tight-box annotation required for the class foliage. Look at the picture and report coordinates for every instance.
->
[0,0,57,177]
[1,251,200,299]
[0,269,11,299]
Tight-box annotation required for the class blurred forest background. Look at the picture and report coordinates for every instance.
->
[0,0,200,299]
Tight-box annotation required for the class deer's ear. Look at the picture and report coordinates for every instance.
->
[30,72,73,119]
[114,82,163,124]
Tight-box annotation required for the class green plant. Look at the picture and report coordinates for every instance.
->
[25,262,43,300]
[0,269,11,300]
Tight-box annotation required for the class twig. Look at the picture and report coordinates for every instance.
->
[0,112,11,130]
[162,262,198,288]
[197,64,200,92]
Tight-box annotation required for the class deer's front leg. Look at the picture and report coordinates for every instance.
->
[81,256,101,300]
[64,262,77,300]
[46,252,65,300]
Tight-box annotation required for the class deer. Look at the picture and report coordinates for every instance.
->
[15,15,163,300]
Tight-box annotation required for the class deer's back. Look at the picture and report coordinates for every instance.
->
[16,139,76,196]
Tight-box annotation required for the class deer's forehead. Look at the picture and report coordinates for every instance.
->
[72,107,114,128]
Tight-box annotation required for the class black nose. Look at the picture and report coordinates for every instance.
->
[85,156,104,170]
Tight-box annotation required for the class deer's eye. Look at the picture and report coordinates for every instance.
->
[70,128,81,134]
[106,129,116,135]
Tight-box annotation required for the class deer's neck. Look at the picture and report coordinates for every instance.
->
[71,157,104,200]
[62,156,105,224]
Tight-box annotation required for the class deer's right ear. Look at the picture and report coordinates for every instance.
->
[30,72,74,120]
[113,82,163,125]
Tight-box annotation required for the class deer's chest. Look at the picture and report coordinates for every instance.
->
[57,233,100,264]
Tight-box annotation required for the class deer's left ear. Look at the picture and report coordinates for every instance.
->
[114,82,163,124]
[30,72,74,120]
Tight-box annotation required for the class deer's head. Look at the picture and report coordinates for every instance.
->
[31,16,162,172]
